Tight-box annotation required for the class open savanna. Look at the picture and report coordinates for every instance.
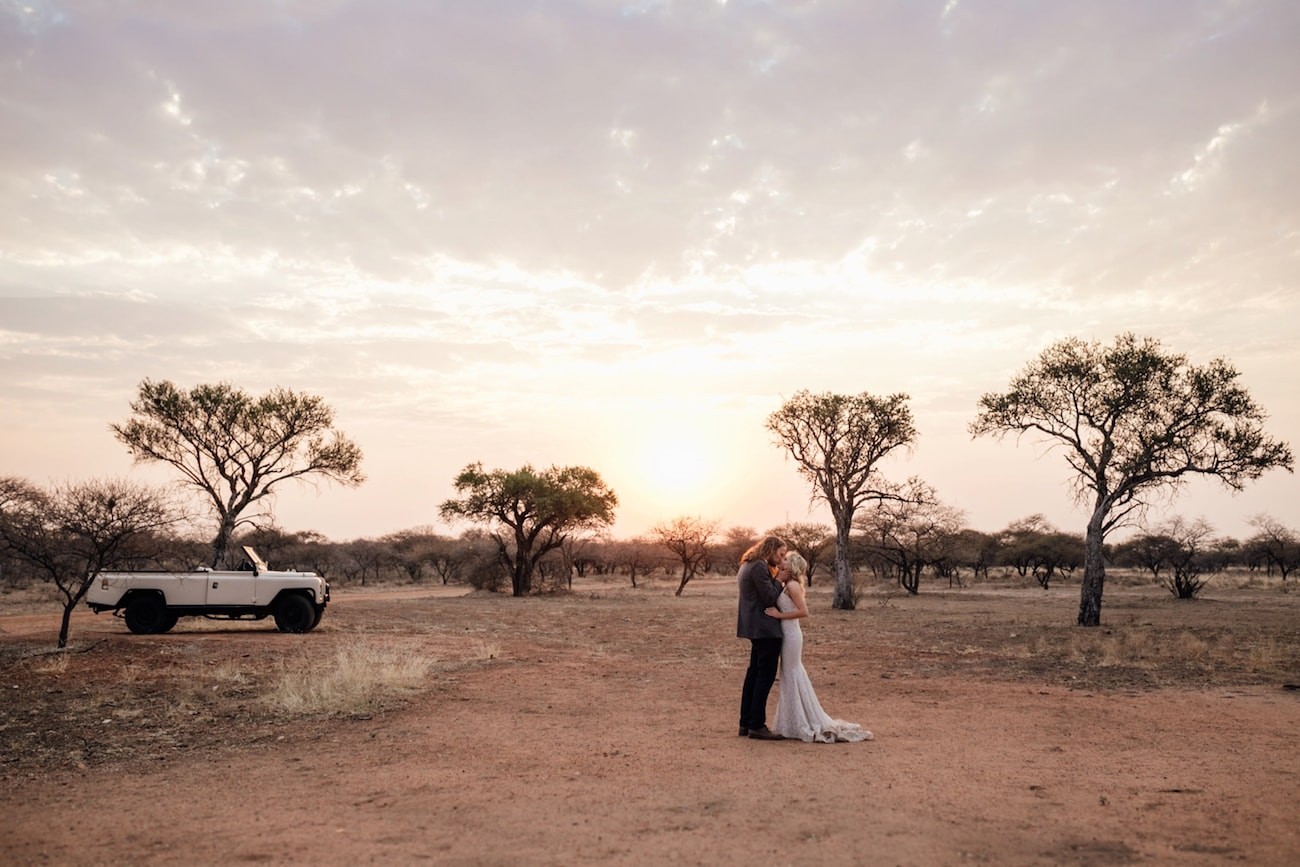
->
[2,571,1298,866]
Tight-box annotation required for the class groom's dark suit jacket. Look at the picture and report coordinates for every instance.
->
[736,559,784,640]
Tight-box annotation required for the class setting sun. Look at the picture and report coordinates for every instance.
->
[638,432,718,509]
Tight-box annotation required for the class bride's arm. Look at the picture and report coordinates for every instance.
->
[763,581,810,620]
[784,581,810,619]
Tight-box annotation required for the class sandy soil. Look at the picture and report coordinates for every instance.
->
[2,576,1298,866]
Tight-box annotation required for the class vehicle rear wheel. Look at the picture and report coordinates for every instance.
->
[273,594,316,633]
[124,595,170,635]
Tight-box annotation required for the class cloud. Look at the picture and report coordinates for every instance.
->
[2,0,1297,538]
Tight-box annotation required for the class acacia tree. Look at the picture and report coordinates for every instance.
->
[853,482,962,595]
[420,533,470,586]
[950,529,999,583]
[768,390,918,609]
[1251,514,1299,579]
[998,515,1053,579]
[652,515,719,596]
[717,526,759,573]
[448,529,507,592]
[610,536,662,588]
[112,380,364,568]
[380,527,444,584]
[996,516,1081,590]
[439,463,618,596]
[1112,530,1182,580]
[1247,515,1300,580]
[0,477,179,648]
[1154,516,1216,599]
[1030,530,1084,590]
[558,533,598,589]
[972,333,1292,627]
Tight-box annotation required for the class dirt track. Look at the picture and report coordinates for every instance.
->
[2,578,1298,865]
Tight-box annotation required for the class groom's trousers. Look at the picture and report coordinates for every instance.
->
[739,637,782,730]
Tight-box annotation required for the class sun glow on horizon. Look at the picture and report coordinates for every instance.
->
[620,428,735,523]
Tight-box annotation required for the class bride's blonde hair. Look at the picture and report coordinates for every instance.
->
[784,552,808,585]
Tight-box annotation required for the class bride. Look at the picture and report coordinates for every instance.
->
[765,552,873,743]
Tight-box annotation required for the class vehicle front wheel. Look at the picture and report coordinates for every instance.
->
[273,594,317,633]
[124,595,171,635]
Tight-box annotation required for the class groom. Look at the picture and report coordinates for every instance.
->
[736,535,789,741]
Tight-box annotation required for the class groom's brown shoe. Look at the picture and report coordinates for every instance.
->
[747,727,785,741]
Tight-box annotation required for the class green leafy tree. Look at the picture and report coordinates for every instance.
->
[112,379,364,568]
[0,477,179,648]
[972,333,1292,626]
[768,390,918,609]
[439,463,618,596]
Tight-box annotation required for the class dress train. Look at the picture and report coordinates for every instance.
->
[771,590,873,743]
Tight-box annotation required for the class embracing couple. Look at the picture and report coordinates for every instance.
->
[736,535,873,744]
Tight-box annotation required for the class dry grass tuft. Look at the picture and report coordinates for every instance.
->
[116,663,148,685]
[208,661,253,687]
[266,643,434,716]
[1245,637,1282,671]
[1033,626,1225,672]
[1170,630,1212,663]
[30,652,70,676]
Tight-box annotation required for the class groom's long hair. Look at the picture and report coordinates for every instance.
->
[740,535,786,565]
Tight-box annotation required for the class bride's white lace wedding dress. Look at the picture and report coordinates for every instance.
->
[772,589,873,743]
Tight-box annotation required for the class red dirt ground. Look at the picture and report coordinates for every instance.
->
[2,576,1298,865]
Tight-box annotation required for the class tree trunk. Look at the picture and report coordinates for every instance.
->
[1077,507,1108,627]
[832,514,855,610]
[211,514,237,569]
[675,566,692,597]
[507,531,531,597]
[58,602,73,649]
[505,547,527,596]
[900,560,921,595]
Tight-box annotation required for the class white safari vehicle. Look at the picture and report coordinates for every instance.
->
[86,546,329,634]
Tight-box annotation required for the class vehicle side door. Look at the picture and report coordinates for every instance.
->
[205,569,258,607]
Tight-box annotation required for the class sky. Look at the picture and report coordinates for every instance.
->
[1,0,1297,545]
